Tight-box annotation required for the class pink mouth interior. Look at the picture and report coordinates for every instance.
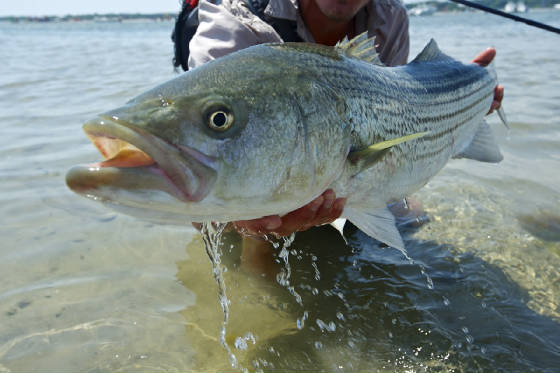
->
[88,134,155,168]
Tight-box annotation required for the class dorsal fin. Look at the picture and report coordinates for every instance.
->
[335,31,384,65]
[411,39,453,63]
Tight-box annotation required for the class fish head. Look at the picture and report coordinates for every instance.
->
[66,45,351,223]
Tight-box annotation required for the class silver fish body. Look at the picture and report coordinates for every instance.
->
[66,34,504,248]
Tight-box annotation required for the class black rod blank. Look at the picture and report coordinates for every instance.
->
[447,0,560,34]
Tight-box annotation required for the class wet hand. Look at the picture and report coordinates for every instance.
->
[232,189,347,238]
[472,47,504,114]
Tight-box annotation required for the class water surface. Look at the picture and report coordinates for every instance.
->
[1,10,559,372]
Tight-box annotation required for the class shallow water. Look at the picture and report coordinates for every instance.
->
[1,10,560,372]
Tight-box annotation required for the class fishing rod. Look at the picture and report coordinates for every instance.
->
[448,0,560,34]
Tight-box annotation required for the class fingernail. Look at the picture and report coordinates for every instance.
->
[310,198,323,212]
[335,198,347,210]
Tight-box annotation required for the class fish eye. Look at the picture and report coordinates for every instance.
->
[207,108,234,131]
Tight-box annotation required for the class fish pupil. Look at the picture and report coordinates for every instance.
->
[212,112,227,127]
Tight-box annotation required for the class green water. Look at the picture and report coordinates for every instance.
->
[1,10,559,372]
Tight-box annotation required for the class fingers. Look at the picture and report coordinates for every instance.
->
[472,47,496,67]
[488,84,504,114]
[233,215,282,236]
[331,198,346,220]
[471,48,504,114]
[274,189,347,236]
[315,189,336,224]
[231,189,347,238]
[273,194,325,236]
[315,190,346,225]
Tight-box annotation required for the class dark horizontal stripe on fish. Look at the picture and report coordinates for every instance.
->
[369,84,493,138]
[414,137,455,161]
[327,77,492,111]
[380,90,492,162]
[416,88,494,126]
[312,62,490,102]
[414,100,493,159]
[311,59,487,89]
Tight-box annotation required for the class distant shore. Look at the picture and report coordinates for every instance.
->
[2,3,558,24]
[0,13,175,23]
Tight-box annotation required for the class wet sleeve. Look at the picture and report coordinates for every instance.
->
[381,5,410,66]
[188,0,270,69]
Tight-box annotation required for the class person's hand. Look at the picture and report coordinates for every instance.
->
[472,47,504,114]
[232,189,346,238]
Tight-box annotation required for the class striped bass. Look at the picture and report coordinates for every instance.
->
[66,33,506,249]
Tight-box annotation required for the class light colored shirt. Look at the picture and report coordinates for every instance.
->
[188,0,410,69]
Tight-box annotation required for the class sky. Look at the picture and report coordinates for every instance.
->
[0,0,182,17]
[0,0,426,17]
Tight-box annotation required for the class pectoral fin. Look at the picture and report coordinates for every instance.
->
[330,218,348,244]
[348,131,430,171]
[343,206,404,250]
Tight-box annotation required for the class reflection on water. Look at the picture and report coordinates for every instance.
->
[178,224,560,372]
[1,10,560,373]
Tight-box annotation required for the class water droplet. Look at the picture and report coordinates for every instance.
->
[314,341,323,350]
[234,338,247,350]
[234,333,256,351]
[316,318,336,332]
[297,311,308,330]
[443,296,450,306]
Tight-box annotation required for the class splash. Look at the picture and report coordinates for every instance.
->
[271,234,301,305]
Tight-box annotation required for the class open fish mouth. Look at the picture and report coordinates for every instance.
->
[66,115,217,203]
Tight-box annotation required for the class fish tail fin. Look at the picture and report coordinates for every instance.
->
[497,106,509,130]
[486,60,509,130]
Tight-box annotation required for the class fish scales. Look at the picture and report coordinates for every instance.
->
[273,40,498,217]
[66,33,504,249]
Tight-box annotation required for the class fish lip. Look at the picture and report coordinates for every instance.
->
[82,115,217,202]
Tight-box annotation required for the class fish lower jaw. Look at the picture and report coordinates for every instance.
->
[66,163,198,204]
[82,117,217,203]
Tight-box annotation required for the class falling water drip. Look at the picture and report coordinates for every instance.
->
[200,222,238,368]
[271,234,303,305]
[394,247,434,290]
[394,198,434,289]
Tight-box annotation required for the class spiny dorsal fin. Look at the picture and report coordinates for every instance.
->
[335,31,384,65]
[411,39,453,63]
[348,131,430,171]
